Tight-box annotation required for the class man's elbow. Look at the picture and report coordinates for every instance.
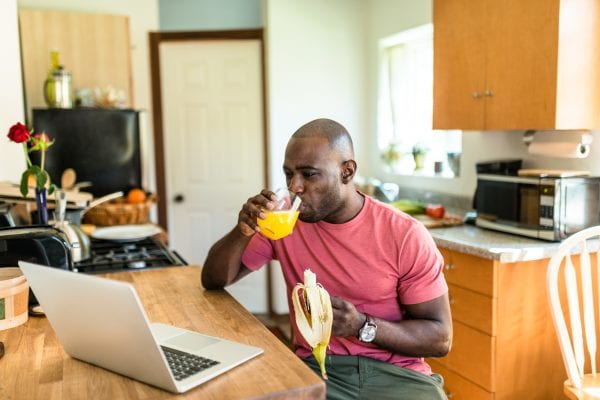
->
[434,335,452,357]
[431,329,453,357]
[201,278,226,290]
[200,269,227,290]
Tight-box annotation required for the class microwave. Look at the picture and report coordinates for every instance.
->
[475,174,600,241]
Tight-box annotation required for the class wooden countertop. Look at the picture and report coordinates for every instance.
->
[0,266,325,399]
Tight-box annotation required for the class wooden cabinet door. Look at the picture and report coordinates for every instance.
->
[484,0,560,130]
[433,0,486,130]
[434,0,600,130]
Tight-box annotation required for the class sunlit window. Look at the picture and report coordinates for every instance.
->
[378,24,462,177]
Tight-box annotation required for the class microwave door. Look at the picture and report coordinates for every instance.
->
[476,180,521,224]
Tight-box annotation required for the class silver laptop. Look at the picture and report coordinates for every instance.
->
[18,261,263,393]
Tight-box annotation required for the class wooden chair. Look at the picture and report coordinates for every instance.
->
[548,226,600,399]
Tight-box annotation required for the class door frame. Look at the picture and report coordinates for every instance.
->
[148,29,269,231]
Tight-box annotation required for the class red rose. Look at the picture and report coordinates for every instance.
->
[7,122,31,143]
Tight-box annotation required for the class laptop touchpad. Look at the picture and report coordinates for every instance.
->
[164,332,219,351]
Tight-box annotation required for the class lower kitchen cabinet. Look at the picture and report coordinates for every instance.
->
[427,247,567,400]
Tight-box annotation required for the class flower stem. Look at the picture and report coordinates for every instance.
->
[22,142,32,168]
[40,149,45,174]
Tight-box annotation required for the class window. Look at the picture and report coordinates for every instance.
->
[378,24,461,177]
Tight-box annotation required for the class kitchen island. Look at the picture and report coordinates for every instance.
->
[0,266,325,399]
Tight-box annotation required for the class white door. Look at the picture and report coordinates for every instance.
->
[159,40,266,312]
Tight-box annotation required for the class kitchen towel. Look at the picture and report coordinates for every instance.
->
[526,130,592,158]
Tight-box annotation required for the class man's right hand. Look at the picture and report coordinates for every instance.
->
[237,189,279,236]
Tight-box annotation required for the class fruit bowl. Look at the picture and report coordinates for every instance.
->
[83,193,156,226]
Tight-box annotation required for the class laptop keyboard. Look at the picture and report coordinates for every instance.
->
[161,346,220,381]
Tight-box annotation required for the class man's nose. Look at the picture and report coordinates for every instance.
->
[288,176,303,194]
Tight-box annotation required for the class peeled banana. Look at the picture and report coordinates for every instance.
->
[292,269,333,379]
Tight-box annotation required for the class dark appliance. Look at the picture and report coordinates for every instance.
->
[0,226,71,270]
[31,108,142,197]
[475,159,522,176]
[475,174,600,241]
[0,226,71,308]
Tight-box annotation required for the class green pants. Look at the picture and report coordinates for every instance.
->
[303,355,447,400]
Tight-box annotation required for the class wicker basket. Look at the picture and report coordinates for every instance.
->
[83,194,156,226]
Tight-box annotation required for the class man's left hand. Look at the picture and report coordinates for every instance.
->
[330,296,365,338]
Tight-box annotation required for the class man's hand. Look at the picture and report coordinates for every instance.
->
[238,189,279,236]
[330,296,365,338]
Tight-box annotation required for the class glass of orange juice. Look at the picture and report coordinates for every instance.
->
[257,189,300,240]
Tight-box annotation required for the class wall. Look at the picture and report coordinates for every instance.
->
[159,0,261,30]
[17,0,158,120]
[0,0,26,183]
[264,0,367,189]
[365,0,600,199]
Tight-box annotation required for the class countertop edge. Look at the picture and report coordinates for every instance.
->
[428,224,600,263]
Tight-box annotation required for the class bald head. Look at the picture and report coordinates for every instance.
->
[291,118,355,160]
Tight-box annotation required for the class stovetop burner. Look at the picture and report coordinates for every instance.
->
[73,236,187,274]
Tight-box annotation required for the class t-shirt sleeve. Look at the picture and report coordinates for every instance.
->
[397,221,448,305]
[241,233,274,271]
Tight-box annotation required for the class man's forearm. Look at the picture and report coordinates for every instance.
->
[370,317,452,358]
[201,227,254,289]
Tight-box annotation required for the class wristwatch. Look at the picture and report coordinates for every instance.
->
[358,314,377,343]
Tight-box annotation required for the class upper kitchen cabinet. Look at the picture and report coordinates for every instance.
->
[19,9,133,119]
[433,0,600,130]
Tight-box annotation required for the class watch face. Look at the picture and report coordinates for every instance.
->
[360,325,376,342]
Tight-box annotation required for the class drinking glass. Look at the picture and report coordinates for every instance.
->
[257,188,300,240]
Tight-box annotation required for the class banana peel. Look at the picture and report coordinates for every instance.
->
[292,269,332,379]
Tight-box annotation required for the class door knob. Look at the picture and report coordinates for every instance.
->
[173,194,185,203]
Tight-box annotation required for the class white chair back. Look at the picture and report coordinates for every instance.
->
[547,226,600,394]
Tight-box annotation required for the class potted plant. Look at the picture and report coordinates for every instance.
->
[381,143,401,170]
[412,144,427,170]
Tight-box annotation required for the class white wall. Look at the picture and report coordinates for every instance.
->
[365,0,600,198]
[264,0,367,189]
[0,0,26,183]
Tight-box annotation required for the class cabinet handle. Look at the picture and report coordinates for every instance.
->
[446,391,454,399]
[484,89,494,97]
[449,295,455,305]
[471,92,482,99]
[444,263,455,270]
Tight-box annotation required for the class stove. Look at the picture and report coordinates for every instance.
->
[73,237,187,274]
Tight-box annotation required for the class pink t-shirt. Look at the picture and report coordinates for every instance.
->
[241,195,448,375]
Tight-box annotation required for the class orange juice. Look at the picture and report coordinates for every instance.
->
[257,210,300,240]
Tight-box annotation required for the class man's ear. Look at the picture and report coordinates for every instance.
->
[341,160,357,183]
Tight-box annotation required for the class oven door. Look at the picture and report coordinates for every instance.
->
[475,175,545,235]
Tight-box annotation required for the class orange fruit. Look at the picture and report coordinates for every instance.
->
[127,188,146,204]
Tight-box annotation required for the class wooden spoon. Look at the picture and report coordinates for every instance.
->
[60,168,77,190]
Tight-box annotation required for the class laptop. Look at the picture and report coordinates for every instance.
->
[18,261,263,393]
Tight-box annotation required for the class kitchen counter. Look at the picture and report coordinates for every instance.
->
[428,224,600,263]
[0,266,325,400]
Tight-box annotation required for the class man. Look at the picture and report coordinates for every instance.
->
[202,118,452,399]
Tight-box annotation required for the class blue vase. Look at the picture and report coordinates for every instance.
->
[34,187,48,225]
